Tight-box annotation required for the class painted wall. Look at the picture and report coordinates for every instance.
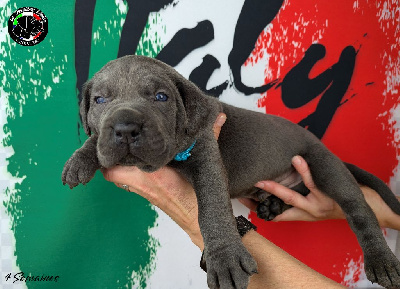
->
[0,0,399,288]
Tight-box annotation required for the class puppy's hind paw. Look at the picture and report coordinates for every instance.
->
[256,195,289,221]
[365,252,400,289]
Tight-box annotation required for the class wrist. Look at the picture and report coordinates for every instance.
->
[187,226,204,251]
[181,213,204,250]
[167,207,204,250]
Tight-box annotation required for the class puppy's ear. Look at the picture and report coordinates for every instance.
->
[79,80,92,136]
[176,76,220,137]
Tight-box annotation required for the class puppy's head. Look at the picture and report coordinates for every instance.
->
[80,55,219,171]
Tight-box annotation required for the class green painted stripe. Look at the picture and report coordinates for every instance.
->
[13,14,23,26]
[2,1,165,288]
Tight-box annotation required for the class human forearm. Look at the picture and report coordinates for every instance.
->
[361,186,400,230]
[326,186,400,230]
[185,223,344,288]
[243,230,345,289]
[385,197,400,230]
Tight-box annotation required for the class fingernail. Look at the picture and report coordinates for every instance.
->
[292,156,302,166]
[216,115,226,126]
[255,182,264,188]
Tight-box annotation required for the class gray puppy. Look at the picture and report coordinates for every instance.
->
[62,55,400,289]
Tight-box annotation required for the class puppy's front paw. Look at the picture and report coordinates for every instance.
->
[62,152,99,188]
[205,243,257,289]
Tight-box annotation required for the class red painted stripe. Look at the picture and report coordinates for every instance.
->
[33,13,41,21]
[33,31,41,39]
[246,1,399,286]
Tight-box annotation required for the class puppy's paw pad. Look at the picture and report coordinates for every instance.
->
[256,202,273,221]
[257,195,287,221]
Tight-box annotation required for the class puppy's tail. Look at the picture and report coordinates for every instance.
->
[345,163,400,215]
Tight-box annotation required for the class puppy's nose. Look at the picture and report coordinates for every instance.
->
[113,122,142,144]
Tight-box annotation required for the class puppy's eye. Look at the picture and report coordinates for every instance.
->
[155,92,168,102]
[95,96,107,104]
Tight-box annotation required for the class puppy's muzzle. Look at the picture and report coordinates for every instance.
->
[113,122,142,145]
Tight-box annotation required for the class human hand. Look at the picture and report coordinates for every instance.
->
[249,156,345,222]
[242,156,400,228]
[102,113,227,250]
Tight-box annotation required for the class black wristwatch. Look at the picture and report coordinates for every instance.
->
[200,215,257,272]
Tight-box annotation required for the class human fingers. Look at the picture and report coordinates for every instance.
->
[213,113,227,140]
[254,180,338,222]
[291,155,343,219]
[238,193,316,221]
[102,165,143,186]
[101,166,155,201]
[273,207,317,222]
[254,156,328,221]
[238,195,315,221]
[254,156,316,209]
[255,180,309,212]
[291,156,317,191]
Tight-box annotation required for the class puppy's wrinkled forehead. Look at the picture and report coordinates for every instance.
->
[91,56,176,98]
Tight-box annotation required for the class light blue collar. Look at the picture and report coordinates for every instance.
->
[174,141,196,161]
